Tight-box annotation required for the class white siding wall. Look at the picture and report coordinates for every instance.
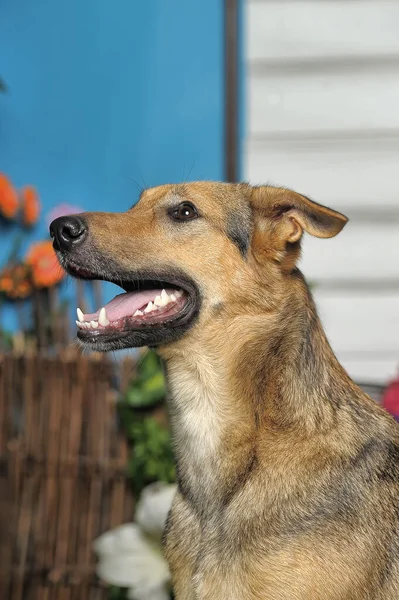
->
[245,0,399,384]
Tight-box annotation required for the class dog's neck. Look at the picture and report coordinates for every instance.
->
[160,275,358,515]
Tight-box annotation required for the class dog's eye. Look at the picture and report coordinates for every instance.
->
[169,202,199,222]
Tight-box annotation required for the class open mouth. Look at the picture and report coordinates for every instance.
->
[77,287,186,331]
[65,262,200,351]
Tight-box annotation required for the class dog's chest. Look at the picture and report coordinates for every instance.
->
[165,357,230,499]
[167,362,223,455]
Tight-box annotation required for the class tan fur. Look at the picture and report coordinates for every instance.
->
[64,182,399,599]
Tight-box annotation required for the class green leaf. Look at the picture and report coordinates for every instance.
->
[139,350,162,379]
[142,369,165,393]
[125,417,175,496]
[125,365,166,408]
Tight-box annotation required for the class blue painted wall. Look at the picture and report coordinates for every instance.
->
[0,0,224,330]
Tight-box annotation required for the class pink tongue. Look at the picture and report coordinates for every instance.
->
[83,289,166,322]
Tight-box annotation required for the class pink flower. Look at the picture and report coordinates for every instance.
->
[46,203,84,227]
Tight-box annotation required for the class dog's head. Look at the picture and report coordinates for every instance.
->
[50,182,347,352]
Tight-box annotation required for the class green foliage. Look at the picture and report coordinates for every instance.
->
[126,417,176,495]
[0,77,6,93]
[118,350,176,496]
[125,350,166,408]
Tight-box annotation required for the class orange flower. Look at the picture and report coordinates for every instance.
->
[21,185,40,226]
[14,281,31,298]
[0,263,33,299]
[0,276,13,293]
[0,174,19,220]
[26,240,64,288]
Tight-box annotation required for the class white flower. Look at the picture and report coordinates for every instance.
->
[135,482,177,540]
[94,482,177,600]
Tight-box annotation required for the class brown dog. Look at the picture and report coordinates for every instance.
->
[51,182,399,599]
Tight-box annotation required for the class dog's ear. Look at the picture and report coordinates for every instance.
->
[250,185,348,242]
[249,185,348,268]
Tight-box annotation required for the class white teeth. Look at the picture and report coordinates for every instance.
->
[77,308,84,322]
[91,320,98,329]
[161,289,170,303]
[154,294,167,307]
[98,307,110,326]
[144,301,156,313]
[76,320,90,329]
[151,289,180,310]
[134,309,143,316]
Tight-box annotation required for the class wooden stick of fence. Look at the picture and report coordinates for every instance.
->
[75,281,85,315]
[32,288,46,351]
[0,349,136,599]
[92,281,102,318]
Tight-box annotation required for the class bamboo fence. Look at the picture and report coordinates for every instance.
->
[0,349,136,600]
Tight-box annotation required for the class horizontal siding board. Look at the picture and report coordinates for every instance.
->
[300,223,399,282]
[247,1,399,61]
[249,68,399,134]
[336,359,397,385]
[313,291,399,355]
[248,69,399,135]
[244,138,399,210]
[245,0,399,385]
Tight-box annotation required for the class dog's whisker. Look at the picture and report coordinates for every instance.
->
[183,159,196,183]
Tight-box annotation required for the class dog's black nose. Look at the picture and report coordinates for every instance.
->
[49,215,87,251]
